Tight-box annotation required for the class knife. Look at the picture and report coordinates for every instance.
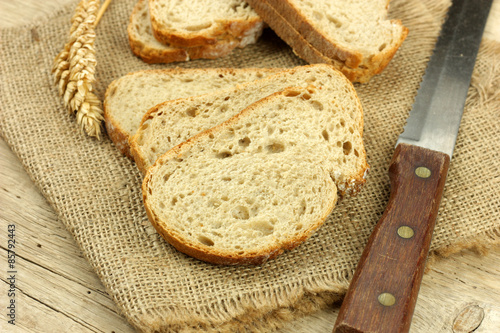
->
[332,0,493,332]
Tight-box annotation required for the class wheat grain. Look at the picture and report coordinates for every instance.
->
[52,0,103,139]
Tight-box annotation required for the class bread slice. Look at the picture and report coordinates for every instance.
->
[142,86,368,265]
[148,0,264,48]
[128,0,264,64]
[130,64,364,175]
[104,67,281,157]
[245,0,408,82]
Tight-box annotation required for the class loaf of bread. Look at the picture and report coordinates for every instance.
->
[245,0,408,82]
[130,64,364,174]
[128,0,264,64]
[142,86,368,265]
[148,0,264,48]
[104,67,280,157]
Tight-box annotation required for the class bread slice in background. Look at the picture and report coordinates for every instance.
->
[128,0,264,64]
[130,64,364,175]
[246,0,408,82]
[142,86,368,265]
[148,0,264,48]
[104,68,281,157]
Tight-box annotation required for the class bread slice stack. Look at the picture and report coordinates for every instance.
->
[128,0,265,63]
[130,64,364,175]
[104,64,368,265]
[245,0,408,82]
[104,67,280,157]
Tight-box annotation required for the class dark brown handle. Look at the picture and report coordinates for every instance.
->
[333,143,450,333]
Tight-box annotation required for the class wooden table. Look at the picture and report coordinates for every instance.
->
[1,1,499,332]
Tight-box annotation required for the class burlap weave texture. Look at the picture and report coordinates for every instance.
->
[0,0,499,332]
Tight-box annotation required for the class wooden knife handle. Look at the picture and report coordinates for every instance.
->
[333,143,450,333]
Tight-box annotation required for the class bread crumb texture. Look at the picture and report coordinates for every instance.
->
[143,85,368,265]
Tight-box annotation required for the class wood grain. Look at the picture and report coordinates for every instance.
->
[334,144,450,333]
[1,1,499,332]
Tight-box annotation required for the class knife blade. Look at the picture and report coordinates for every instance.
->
[332,0,493,332]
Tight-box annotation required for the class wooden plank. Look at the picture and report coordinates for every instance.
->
[0,138,104,286]
[1,281,94,333]
[279,249,500,332]
[0,250,135,332]
[0,140,135,332]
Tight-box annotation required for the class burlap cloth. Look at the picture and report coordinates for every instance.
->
[1,0,499,331]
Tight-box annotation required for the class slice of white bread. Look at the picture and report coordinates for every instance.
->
[128,0,264,64]
[104,67,281,157]
[142,86,368,265]
[130,64,364,174]
[148,0,264,48]
[245,0,408,82]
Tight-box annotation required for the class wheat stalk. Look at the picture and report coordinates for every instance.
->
[52,0,111,140]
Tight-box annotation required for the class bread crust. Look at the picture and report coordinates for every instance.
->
[246,0,408,83]
[128,32,239,64]
[127,0,189,63]
[128,0,263,64]
[148,0,264,48]
[104,80,135,158]
[152,17,264,48]
[262,0,363,68]
[142,89,343,265]
[128,102,161,173]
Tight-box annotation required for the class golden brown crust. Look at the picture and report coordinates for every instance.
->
[365,19,409,76]
[262,0,363,68]
[245,0,363,81]
[127,36,189,64]
[103,81,135,159]
[148,0,264,48]
[152,18,264,47]
[128,103,161,174]
[128,0,244,64]
[246,0,408,83]
[127,0,189,64]
[127,0,189,63]
[104,110,134,159]
[128,33,239,64]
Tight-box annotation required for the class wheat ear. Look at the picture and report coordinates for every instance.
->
[53,0,111,140]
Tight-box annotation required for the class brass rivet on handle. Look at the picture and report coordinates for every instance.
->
[397,226,415,239]
[415,166,431,178]
[378,293,396,307]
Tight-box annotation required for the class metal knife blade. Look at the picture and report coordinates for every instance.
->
[333,1,493,332]
[397,0,493,158]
